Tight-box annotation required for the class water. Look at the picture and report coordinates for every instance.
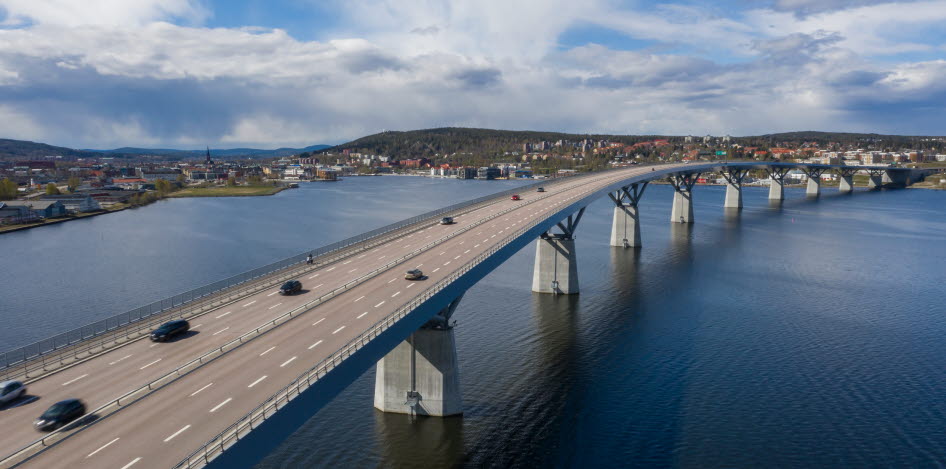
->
[2,178,945,467]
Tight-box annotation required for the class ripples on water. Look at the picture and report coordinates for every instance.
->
[2,179,944,467]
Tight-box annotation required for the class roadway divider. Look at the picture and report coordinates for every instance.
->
[0,176,566,384]
[0,175,589,469]
[171,171,622,468]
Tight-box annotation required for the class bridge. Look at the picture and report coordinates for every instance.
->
[0,162,931,469]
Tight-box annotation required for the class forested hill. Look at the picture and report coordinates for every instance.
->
[322,128,667,158]
[0,139,99,161]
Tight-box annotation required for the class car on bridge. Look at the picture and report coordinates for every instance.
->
[0,380,26,406]
[511,194,521,200]
[536,187,545,193]
[150,319,190,342]
[280,280,303,295]
[440,216,454,225]
[405,269,424,280]
[34,398,85,432]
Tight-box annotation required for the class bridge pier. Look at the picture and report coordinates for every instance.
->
[884,170,909,188]
[868,169,884,190]
[374,296,463,417]
[804,168,825,198]
[670,173,699,223]
[838,168,856,193]
[766,167,790,201]
[721,169,747,209]
[533,208,584,294]
[608,183,646,248]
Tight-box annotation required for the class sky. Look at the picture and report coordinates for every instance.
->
[0,0,945,149]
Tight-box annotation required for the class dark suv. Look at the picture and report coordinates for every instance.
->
[280,280,302,295]
[150,319,190,342]
[34,399,86,432]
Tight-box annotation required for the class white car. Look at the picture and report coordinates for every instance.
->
[0,380,26,405]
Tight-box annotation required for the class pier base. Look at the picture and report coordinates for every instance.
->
[610,205,641,248]
[671,190,693,223]
[839,175,854,193]
[532,236,579,294]
[374,299,463,416]
[724,182,742,209]
[768,179,784,201]
[806,178,821,197]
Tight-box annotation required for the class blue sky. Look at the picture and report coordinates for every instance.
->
[0,0,944,148]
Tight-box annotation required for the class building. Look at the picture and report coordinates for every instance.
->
[139,169,181,182]
[457,167,477,180]
[0,200,67,218]
[477,167,501,180]
[39,194,101,212]
[0,203,39,224]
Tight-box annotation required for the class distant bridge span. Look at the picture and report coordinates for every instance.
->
[0,162,930,469]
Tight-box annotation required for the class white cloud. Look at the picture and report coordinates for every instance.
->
[0,0,208,27]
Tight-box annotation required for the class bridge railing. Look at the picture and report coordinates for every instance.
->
[0,177,554,381]
[172,170,619,469]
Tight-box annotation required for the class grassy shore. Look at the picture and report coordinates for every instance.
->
[168,185,286,198]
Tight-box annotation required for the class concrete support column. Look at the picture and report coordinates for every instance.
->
[669,173,698,223]
[608,183,646,248]
[721,169,747,210]
[532,236,579,294]
[766,167,789,201]
[868,173,883,190]
[806,177,821,197]
[839,174,854,193]
[374,297,463,416]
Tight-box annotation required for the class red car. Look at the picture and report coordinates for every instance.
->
[511,194,521,201]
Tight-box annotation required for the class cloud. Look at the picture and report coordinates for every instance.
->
[0,0,208,27]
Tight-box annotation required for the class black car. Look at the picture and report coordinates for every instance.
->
[150,319,190,342]
[34,399,85,432]
[440,217,454,225]
[280,280,302,295]
[536,187,545,193]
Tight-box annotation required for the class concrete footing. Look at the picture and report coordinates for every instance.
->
[532,236,579,294]
[768,179,784,201]
[806,178,821,197]
[374,299,464,416]
[610,205,641,248]
[671,190,693,223]
[839,175,854,193]
[724,182,742,209]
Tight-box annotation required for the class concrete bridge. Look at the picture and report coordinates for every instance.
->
[0,162,928,469]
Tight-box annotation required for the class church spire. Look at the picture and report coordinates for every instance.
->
[206,146,213,166]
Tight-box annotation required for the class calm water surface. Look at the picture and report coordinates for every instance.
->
[1,177,944,468]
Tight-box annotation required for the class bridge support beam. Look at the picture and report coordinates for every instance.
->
[670,173,699,223]
[804,167,826,198]
[374,296,463,417]
[838,168,856,193]
[608,183,646,248]
[533,208,584,294]
[766,167,790,201]
[721,169,747,209]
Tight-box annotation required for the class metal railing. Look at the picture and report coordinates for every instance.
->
[2,172,595,468]
[172,171,620,469]
[0,178,555,382]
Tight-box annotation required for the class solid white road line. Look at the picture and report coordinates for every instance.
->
[62,374,88,386]
[332,326,346,334]
[312,318,325,326]
[357,312,368,319]
[243,300,256,307]
[268,303,283,310]
[267,291,278,297]
[216,311,232,319]
[109,355,132,366]
[212,327,230,336]
[139,359,161,370]
[259,346,276,357]
[354,295,365,302]
[86,437,119,458]
[120,457,142,469]
[280,356,297,367]
[248,376,267,388]
[392,291,401,297]
[210,398,232,412]
[164,425,191,443]
[308,340,323,350]
[375,301,385,308]
[190,383,213,396]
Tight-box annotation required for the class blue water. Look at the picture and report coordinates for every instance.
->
[2,178,945,467]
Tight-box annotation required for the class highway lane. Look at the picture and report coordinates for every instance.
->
[0,173,599,459]
[19,165,669,469]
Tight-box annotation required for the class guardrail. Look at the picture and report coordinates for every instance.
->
[1,173,591,469]
[172,170,620,468]
[0,177,556,382]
